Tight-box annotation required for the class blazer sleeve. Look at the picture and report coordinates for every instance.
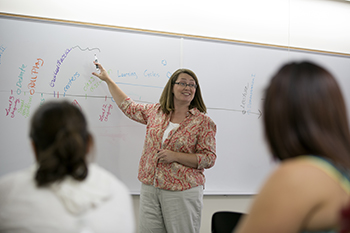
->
[196,117,217,170]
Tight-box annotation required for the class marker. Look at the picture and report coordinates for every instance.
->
[94,54,99,71]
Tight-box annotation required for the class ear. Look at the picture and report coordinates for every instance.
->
[86,134,93,154]
[85,134,96,163]
[31,140,39,161]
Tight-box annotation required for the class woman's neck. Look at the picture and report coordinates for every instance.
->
[171,104,189,123]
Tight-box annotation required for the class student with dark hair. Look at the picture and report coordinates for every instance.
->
[234,61,350,233]
[0,101,135,233]
[92,63,216,233]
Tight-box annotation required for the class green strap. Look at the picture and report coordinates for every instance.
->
[299,156,350,195]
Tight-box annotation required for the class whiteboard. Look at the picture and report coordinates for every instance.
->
[183,39,350,194]
[1,14,350,195]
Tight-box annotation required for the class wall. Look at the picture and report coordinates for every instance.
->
[1,0,349,232]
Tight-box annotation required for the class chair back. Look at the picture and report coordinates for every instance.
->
[211,211,244,233]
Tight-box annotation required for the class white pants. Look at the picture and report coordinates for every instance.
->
[139,183,203,233]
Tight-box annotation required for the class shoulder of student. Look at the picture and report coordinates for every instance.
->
[265,158,343,199]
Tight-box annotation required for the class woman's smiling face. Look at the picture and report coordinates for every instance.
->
[172,73,197,106]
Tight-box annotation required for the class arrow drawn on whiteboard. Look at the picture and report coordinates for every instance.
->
[208,107,262,119]
[71,45,101,52]
[248,109,262,119]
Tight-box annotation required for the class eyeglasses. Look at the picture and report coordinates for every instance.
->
[174,82,197,89]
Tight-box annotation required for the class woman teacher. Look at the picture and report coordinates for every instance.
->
[93,62,217,233]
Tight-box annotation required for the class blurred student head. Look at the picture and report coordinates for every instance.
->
[263,61,350,167]
[30,101,93,187]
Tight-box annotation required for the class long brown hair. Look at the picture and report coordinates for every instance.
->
[30,101,91,187]
[159,68,207,114]
[263,61,350,167]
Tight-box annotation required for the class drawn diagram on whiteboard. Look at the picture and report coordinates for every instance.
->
[208,74,262,119]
